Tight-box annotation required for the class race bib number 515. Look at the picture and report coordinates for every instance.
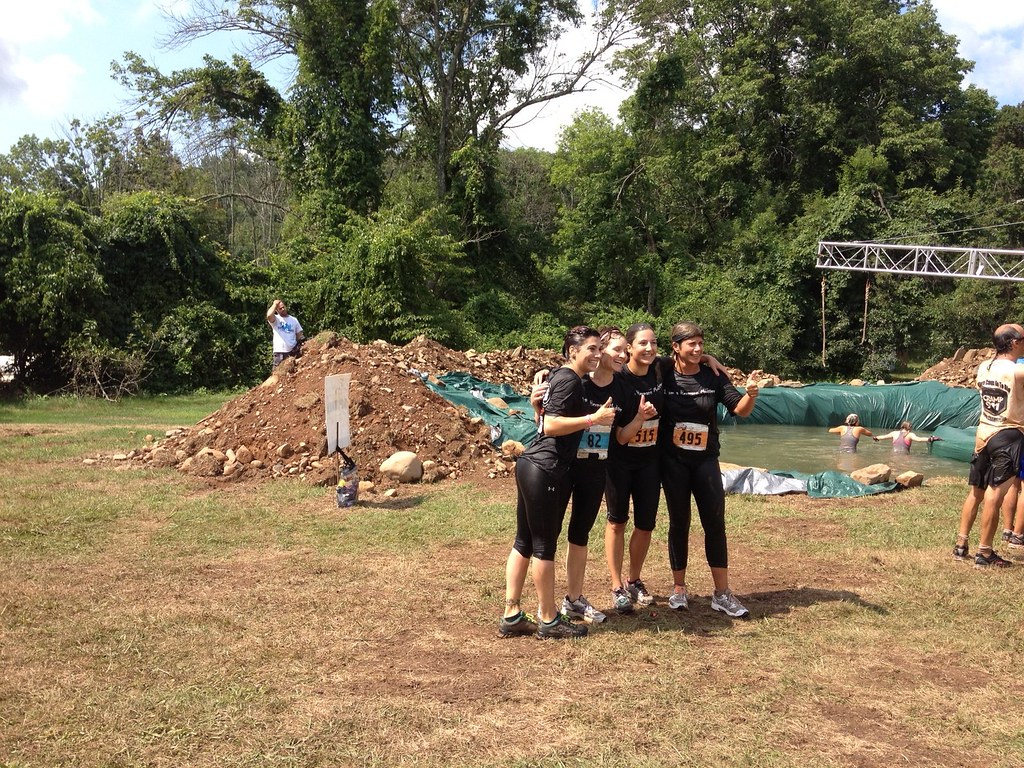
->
[629,419,659,448]
[672,421,709,451]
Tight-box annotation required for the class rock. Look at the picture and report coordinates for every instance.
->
[112,453,129,461]
[186,452,223,477]
[223,461,242,476]
[895,471,924,488]
[198,447,228,462]
[235,445,254,464]
[149,447,178,468]
[851,463,892,485]
[82,458,97,465]
[486,396,509,410]
[849,378,866,387]
[358,480,376,495]
[277,443,294,459]
[953,346,967,362]
[380,451,423,483]
[295,391,320,411]
[383,488,399,498]
[500,440,525,458]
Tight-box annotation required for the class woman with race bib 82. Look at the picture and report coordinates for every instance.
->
[659,321,759,618]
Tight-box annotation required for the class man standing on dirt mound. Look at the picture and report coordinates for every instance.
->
[953,323,1024,568]
[267,299,305,369]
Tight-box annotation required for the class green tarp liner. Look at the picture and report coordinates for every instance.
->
[770,470,900,498]
[721,467,900,497]
[717,380,979,431]
[425,372,538,447]
[425,373,977,498]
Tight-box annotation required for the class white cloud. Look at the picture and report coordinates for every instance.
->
[0,41,28,105]
[931,0,1024,36]
[15,53,85,118]
[2,1,101,45]
[132,0,192,24]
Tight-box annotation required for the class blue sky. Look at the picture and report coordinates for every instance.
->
[1,0,1023,155]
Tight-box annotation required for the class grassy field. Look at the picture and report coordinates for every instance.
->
[1,394,1023,767]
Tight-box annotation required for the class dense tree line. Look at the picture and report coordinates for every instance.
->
[3,0,1024,395]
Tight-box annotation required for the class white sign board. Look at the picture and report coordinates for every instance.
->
[325,373,352,453]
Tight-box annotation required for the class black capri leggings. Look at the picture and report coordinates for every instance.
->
[567,458,607,546]
[512,458,572,562]
[661,453,728,571]
[605,456,661,531]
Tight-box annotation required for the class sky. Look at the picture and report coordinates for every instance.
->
[1,1,1023,156]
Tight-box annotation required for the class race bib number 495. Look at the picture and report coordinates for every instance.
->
[672,421,709,451]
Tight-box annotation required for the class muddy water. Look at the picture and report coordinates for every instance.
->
[718,424,968,478]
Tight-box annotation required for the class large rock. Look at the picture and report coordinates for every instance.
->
[186,451,224,477]
[851,463,892,485]
[149,447,178,468]
[380,451,423,483]
[895,471,924,488]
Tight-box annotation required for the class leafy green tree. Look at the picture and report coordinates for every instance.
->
[0,190,104,386]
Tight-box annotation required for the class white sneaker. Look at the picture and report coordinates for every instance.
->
[560,594,607,624]
[626,579,655,606]
[711,589,750,619]
[668,587,689,611]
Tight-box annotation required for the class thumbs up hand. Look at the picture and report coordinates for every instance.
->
[592,397,617,426]
[638,393,658,420]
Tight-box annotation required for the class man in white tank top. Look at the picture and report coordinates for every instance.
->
[955,323,1024,568]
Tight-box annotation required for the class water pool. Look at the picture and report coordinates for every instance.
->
[717,424,968,478]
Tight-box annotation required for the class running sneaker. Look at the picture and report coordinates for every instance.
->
[952,542,969,561]
[711,589,751,618]
[975,550,1013,568]
[611,587,634,615]
[627,578,655,606]
[1002,529,1013,543]
[1007,533,1024,551]
[560,595,607,624]
[667,587,689,611]
[498,611,538,638]
[536,613,589,639]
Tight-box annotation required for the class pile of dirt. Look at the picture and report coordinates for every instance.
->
[915,347,993,388]
[131,333,565,490]
[125,334,808,492]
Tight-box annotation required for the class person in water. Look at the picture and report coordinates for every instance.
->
[873,421,940,453]
[828,413,873,452]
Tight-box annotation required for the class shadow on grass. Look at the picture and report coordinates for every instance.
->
[591,586,886,637]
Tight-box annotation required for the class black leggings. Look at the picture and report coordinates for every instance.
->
[661,454,728,571]
[512,458,571,561]
[567,458,607,546]
[605,456,661,531]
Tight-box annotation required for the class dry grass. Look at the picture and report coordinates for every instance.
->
[2,396,1024,767]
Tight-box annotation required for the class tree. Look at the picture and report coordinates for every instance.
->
[0,190,105,386]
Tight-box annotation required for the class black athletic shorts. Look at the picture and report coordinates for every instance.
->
[968,428,1024,488]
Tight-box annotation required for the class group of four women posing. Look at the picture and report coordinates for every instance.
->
[499,322,760,639]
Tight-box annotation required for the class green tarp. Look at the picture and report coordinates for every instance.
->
[425,372,538,446]
[424,373,979,498]
[718,380,979,430]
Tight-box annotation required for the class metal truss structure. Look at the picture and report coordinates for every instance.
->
[816,241,1024,282]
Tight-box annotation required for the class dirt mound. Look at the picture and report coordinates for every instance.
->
[134,334,564,490]
[915,347,992,388]
[129,335,808,493]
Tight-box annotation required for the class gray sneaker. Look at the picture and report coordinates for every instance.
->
[611,587,634,615]
[668,587,689,611]
[711,589,750,619]
[498,611,538,638]
[537,613,588,639]
[627,579,655,606]
[561,594,607,624]
[1008,533,1024,552]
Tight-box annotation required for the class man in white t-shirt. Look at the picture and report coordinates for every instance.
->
[266,298,305,368]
